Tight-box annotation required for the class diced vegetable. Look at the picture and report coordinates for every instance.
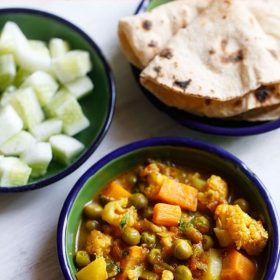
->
[0,54,16,90]
[153,203,181,227]
[49,38,70,58]
[76,256,108,280]
[13,67,30,87]
[20,142,52,177]
[52,50,92,83]
[10,87,45,130]
[220,250,256,280]
[64,76,94,99]
[30,119,62,141]
[0,131,36,156]
[0,85,17,106]
[0,105,23,146]
[0,156,31,186]
[49,134,84,164]
[103,180,131,199]
[203,249,222,280]
[21,71,59,106]
[28,40,50,58]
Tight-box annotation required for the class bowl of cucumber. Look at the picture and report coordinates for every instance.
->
[0,8,115,192]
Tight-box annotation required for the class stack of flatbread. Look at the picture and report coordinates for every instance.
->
[118,0,280,122]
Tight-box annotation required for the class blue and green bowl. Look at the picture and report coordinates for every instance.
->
[57,137,280,279]
[0,8,115,192]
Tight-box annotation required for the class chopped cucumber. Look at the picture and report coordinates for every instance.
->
[21,142,52,177]
[49,38,70,58]
[64,76,94,99]
[0,85,17,107]
[14,68,30,87]
[10,87,45,130]
[31,119,63,141]
[0,105,23,145]
[52,50,92,83]
[0,54,16,90]
[0,131,36,156]
[45,90,89,136]
[21,71,59,106]
[29,40,50,57]
[50,134,84,164]
[0,156,31,186]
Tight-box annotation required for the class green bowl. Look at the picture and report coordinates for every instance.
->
[57,137,279,280]
[0,8,115,192]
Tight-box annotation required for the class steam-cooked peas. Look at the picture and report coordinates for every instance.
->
[143,206,153,219]
[147,248,161,264]
[122,227,141,245]
[129,193,148,209]
[233,198,249,212]
[193,216,210,234]
[202,235,214,250]
[141,231,156,246]
[174,265,192,280]
[75,251,90,268]
[83,202,103,219]
[85,220,99,231]
[127,174,138,185]
[173,239,193,260]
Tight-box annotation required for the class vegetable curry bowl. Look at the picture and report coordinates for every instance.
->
[57,138,279,280]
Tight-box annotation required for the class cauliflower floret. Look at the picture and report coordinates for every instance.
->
[101,198,138,227]
[198,175,228,212]
[214,204,268,255]
[86,230,112,256]
[161,270,174,280]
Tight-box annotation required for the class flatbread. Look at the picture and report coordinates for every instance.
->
[118,0,212,69]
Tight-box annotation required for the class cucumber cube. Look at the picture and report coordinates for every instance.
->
[0,85,17,107]
[0,54,16,90]
[0,131,36,156]
[14,68,30,87]
[52,50,92,83]
[21,142,52,177]
[50,134,84,164]
[49,38,70,58]
[21,71,59,106]
[10,87,45,130]
[31,119,62,141]
[0,105,23,145]
[45,90,89,136]
[64,76,94,99]
[0,157,31,186]
[29,40,50,58]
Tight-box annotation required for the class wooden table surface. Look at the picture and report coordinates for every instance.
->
[0,0,279,279]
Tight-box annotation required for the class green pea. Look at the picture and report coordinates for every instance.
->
[129,193,148,209]
[147,248,161,265]
[83,202,103,219]
[173,239,193,260]
[183,226,203,243]
[85,220,99,231]
[174,265,192,280]
[141,231,156,246]
[122,227,141,245]
[127,174,138,186]
[141,270,158,280]
[233,198,249,212]
[143,206,153,219]
[99,195,112,206]
[193,216,210,234]
[75,251,90,268]
[202,235,214,250]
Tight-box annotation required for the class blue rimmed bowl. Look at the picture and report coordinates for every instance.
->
[57,137,280,279]
[132,0,280,136]
[0,8,115,192]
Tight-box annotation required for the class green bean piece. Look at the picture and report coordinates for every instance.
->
[85,220,99,231]
[122,227,141,245]
[83,202,103,219]
[141,231,156,246]
[147,248,161,265]
[173,239,193,260]
[202,235,214,250]
[141,270,159,280]
[183,226,203,243]
[174,265,192,280]
[129,193,148,209]
[75,251,90,268]
[233,198,249,212]
[143,206,153,219]
[193,216,210,234]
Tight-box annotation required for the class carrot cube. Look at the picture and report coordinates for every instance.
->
[153,203,181,227]
[102,180,131,199]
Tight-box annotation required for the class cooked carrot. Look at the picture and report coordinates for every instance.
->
[221,249,256,280]
[102,180,131,199]
[152,203,181,227]
[156,175,198,211]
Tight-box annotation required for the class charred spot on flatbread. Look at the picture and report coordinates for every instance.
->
[205,99,212,105]
[148,40,158,48]
[209,49,215,55]
[173,79,192,90]
[234,99,242,107]
[159,48,173,59]
[153,66,162,74]
[268,49,278,59]
[221,50,244,63]
[255,86,271,103]
[142,20,152,31]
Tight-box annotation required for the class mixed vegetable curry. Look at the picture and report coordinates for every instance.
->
[74,160,268,280]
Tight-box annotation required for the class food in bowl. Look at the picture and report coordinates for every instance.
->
[0,21,94,186]
[118,0,280,122]
[74,159,268,280]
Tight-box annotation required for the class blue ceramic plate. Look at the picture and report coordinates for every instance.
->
[57,137,279,280]
[132,0,280,136]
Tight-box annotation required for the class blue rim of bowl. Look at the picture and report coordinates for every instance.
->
[57,136,280,280]
[132,0,280,136]
[0,8,116,193]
